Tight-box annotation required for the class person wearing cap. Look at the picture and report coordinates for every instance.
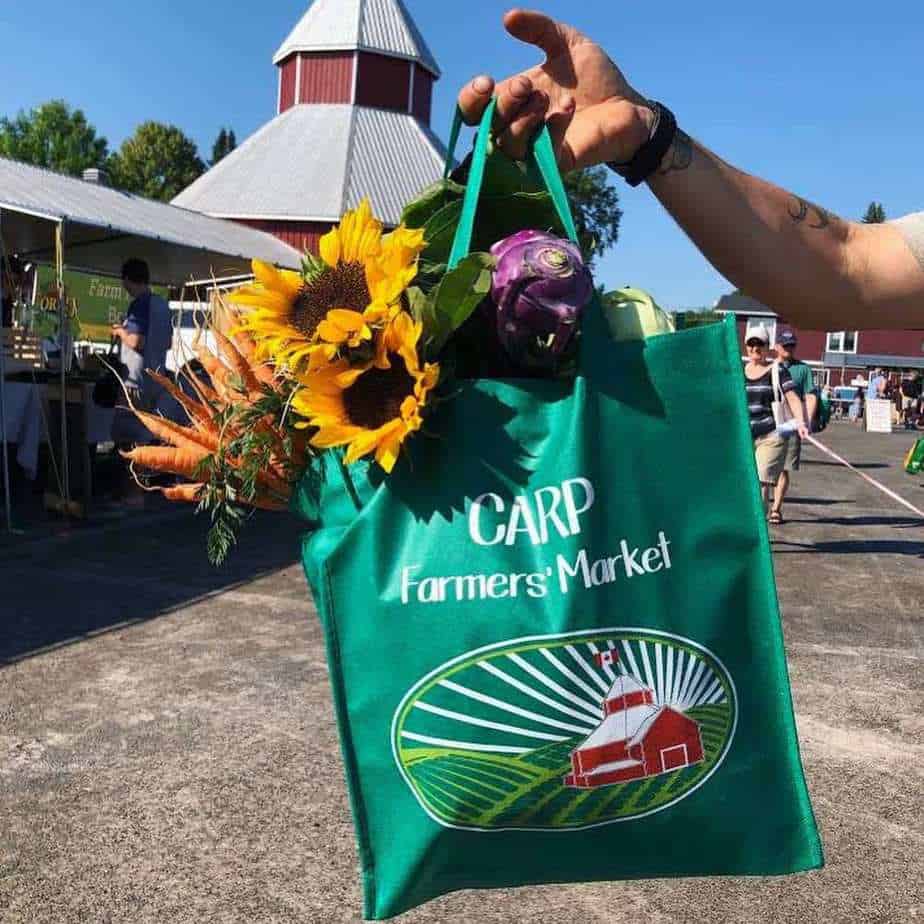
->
[770,330,819,523]
[456,11,924,332]
[744,324,809,520]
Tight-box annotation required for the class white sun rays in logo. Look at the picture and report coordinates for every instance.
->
[399,638,728,756]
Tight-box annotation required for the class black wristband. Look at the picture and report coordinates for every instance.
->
[607,102,678,187]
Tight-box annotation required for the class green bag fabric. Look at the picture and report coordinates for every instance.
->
[295,103,822,920]
[905,437,924,474]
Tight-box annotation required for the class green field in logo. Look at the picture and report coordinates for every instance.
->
[392,629,737,830]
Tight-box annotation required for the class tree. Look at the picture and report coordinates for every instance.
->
[861,201,886,223]
[108,121,205,201]
[674,308,724,329]
[563,166,622,267]
[210,127,237,166]
[0,100,108,176]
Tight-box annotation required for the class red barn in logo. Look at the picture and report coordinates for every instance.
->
[563,651,705,788]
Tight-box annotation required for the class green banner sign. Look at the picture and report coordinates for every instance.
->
[34,265,168,343]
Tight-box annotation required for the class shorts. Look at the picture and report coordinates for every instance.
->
[754,432,787,485]
[783,434,801,472]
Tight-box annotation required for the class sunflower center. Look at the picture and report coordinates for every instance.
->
[343,357,415,430]
[292,261,370,337]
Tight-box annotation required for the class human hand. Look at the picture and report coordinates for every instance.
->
[456,9,653,171]
[798,423,810,440]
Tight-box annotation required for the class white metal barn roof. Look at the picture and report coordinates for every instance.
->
[273,0,440,76]
[0,156,301,284]
[172,104,445,227]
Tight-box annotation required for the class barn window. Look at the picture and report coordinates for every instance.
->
[826,331,858,353]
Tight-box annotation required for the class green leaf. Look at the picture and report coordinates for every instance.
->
[426,253,494,355]
[481,147,546,198]
[415,261,448,294]
[401,178,465,229]
[301,251,326,281]
[405,286,430,325]
[420,199,464,266]
[420,192,564,267]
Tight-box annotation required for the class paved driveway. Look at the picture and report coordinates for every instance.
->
[1,425,922,923]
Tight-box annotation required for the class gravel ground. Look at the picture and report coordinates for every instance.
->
[1,425,922,923]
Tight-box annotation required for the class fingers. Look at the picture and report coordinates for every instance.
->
[493,75,534,133]
[458,74,495,125]
[498,89,549,159]
[545,95,576,172]
[503,8,573,58]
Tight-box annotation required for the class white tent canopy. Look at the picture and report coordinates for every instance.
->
[0,155,303,533]
[0,156,301,283]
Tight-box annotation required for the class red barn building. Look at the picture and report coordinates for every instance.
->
[564,672,704,789]
[173,0,444,254]
[716,291,924,388]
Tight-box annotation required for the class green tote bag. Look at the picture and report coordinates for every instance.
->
[295,103,823,920]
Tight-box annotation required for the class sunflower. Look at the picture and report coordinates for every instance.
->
[231,200,425,374]
[291,311,439,473]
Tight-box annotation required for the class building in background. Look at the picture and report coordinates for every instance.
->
[716,291,924,387]
[173,0,445,254]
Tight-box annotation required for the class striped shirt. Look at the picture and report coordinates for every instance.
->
[745,365,795,438]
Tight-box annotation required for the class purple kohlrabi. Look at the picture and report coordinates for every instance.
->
[489,229,593,367]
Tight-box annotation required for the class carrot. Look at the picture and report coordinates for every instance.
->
[224,455,292,497]
[193,343,228,397]
[146,370,215,431]
[178,362,220,408]
[231,328,276,386]
[121,445,209,480]
[133,410,220,454]
[161,482,205,503]
[213,328,264,397]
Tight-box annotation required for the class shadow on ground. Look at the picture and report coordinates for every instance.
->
[773,537,924,556]
[0,510,306,667]
[782,515,922,528]
[785,496,854,506]
[801,460,890,469]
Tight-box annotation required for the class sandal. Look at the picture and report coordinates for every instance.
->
[768,509,783,525]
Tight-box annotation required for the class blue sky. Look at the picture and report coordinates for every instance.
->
[1,0,922,307]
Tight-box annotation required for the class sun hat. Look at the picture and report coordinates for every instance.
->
[745,323,770,345]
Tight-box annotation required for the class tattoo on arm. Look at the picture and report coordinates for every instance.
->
[658,129,693,175]
[788,197,834,230]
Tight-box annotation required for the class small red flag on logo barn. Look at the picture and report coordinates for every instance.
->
[595,649,619,668]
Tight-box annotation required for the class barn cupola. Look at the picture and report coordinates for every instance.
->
[172,0,445,252]
[273,0,440,125]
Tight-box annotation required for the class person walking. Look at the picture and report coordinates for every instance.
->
[848,387,864,425]
[900,372,922,429]
[868,367,889,403]
[769,330,818,523]
[743,324,809,522]
[455,10,924,332]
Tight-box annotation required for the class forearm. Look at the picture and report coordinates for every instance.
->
[121,331,144,352]
[645,132,924,330]
[785,391,806,424]
[806,393,818,420]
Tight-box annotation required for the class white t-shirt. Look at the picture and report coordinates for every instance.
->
[892,212,924,270]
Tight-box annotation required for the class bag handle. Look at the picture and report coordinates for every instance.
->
[771,361,782,403]
[446,102,579,270]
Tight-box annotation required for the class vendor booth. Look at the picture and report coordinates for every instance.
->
[0,155,301,531]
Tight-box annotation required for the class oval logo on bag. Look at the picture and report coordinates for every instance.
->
[391,629,737,830]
